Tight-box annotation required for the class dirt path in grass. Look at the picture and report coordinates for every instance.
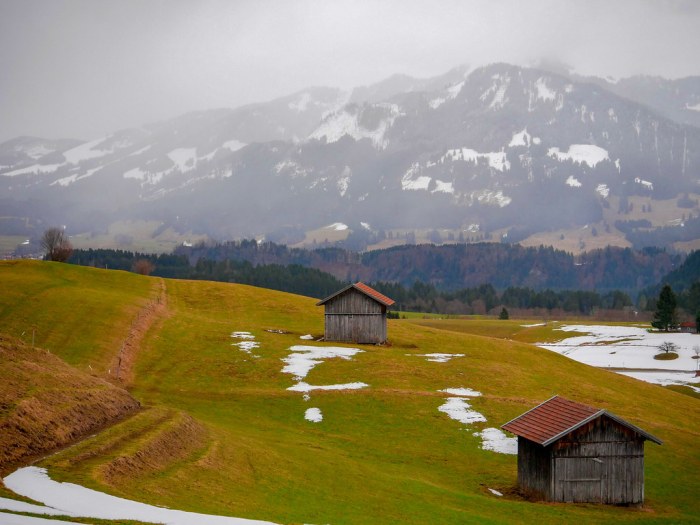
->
[110,278,169,387]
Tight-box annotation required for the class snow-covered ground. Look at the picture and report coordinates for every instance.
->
[412,353,465,363]
[231,331,261,358]
[437,388,517,454]
[282,345,369,421]
[537,324,700,391]
[2,467,278,525]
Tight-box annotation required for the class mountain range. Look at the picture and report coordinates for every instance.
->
[2,62,700,253]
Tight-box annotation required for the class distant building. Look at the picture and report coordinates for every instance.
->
[317,282,395,344]
[502,396,662,505]
[679,321,696,333]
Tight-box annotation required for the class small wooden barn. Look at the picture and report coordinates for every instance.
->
[316,282,395,344]
[501,396,662,505]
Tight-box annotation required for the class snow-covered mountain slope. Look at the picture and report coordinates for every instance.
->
[2,63,700,246]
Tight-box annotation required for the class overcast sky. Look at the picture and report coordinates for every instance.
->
[1,0,699,143]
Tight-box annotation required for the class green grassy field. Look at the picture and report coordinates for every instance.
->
[1,261,699,524]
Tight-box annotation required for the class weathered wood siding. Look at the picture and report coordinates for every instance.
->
[517,436,552,499]
[550,416,646,504]
[323,288,387,344]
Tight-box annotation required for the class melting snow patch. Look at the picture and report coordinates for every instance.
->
[222,139,246,152]
[686,102,700,112]
[596,184,610,198]
[415,353,464,363]
[231,332,255,339]
[535,77,556,102]
[508,128,531,147]
[282,345,363,381]
[439,388,481,397]
[288,381,368,392]
[3,466,280,524]
[442,148,510,172]
[304,407,323,422]
[361,222,371,230]
[432,180,454,194]
[476,428,517,454]
[566,175,582,188]
[3,163,65,177]
[537,324,700,389]
[634,177,654,190]
[521,323,546,328]
[548,145,609,168]
[299,334,314,340]
[439,397,487,424]
[326,222,348,231]
[62,137,114,164]
[488,488,504,497]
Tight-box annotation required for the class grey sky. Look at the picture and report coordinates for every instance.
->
[1,0,699,143]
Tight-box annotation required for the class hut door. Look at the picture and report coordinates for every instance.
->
[554,457,603,503]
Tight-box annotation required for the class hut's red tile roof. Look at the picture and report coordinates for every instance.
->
[502,396,599,446]
[353,282,395,306]
[502,396,662,446]
[316,282,395,307]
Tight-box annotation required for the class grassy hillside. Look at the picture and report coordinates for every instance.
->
[1,261,699,524]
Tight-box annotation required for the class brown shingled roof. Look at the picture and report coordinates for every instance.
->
[316,282,395,307]
[502,396,662,447]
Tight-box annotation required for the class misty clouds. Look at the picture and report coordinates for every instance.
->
[1,0,699,142]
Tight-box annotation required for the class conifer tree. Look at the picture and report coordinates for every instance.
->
[651,284,678,332]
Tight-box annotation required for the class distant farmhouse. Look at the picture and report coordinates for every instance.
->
[502,396,662,505]
[317,282,395,344]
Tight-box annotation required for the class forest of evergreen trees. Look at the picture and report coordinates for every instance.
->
[69,246,640,316]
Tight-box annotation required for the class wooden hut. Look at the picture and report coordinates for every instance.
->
[316,282,394,344]
[501,396,662,505]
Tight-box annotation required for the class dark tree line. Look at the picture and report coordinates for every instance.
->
[69,248,635,315]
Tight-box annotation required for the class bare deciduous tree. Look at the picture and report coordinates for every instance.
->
[658,341,679,354]
[132,259,155,275]
[41,227,73,262]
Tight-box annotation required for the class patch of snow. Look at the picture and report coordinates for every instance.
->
[21,239,30,245]
[222,139,247,152]
[167,148,197,172]
[304,407,323,422]
[360,222,371,230]
[615,159,621,173]
[634,177,654,190]
[548,144,609,168]
[0,496,79,518]
[3,163,64,177]
[476,428,518,454]
[532,137,541,145]
[24,144,56,160]
[443,148,510,172]
[566,175,582,188]
[470,189,512,208]
[685,102,700,112]
[299,334,314,340]
[281,345,363,381]
[62,137,114,164]
[309,103,402,149]
[520,323,546,328]
[432,180,454,194]
[51,167,101,187]
[4,466,279,525]
[439,388,481,397]
[488,488,503,497]
[129,145,152,156]
[326,222,348,231]
[429,97,446,109]
[275,160,308,178]
[537,324,700,390]
[438,397,487,424]
[288,381,369,392]
[402,175,432,191]
[508,128,531,147]
[233,341,260,354]
[535,77,556,102]
[123,167,146,181]
[414,353,465,363]
[231,331,255,339]
[596,184,610,198]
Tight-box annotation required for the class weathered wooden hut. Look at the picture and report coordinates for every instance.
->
[501,396,662,505]
[316,282,395,344]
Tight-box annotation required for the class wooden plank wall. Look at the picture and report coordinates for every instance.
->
[323,289,387,343]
